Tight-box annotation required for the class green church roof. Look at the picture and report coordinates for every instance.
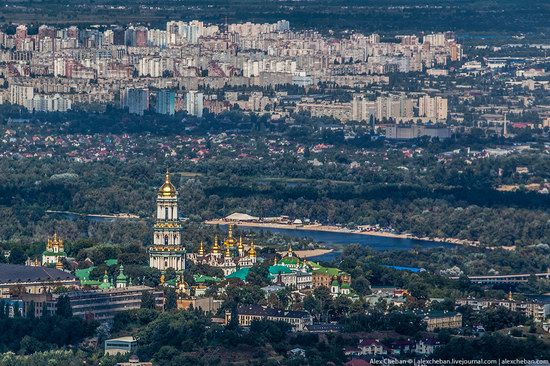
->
[280,257,300,265]
[99,281,112,289]
[104,259,118,266]
[75,266,96,281]
[269,265,293,275]
[42,251,66,257]
[306,261,322,269]
[314,267,343,277]
[116,265,127,281]
[226,268,250,281]
[164,278,178,287]
[194,274,221,283]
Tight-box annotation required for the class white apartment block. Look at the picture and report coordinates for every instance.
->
[418,95,448,122]
[185,91,204,117]
[9,84,34,107]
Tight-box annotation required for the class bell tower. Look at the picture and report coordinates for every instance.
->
[148,172,185,272]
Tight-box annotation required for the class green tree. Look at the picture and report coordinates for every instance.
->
[9,247,26,265]
[165,288,177,310]
[246,263,271,287]
[140,291,156,309]
[56,295,72,318]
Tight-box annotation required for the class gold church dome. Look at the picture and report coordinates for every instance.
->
[212,235,221,254]
[248,240,256,257]
[223,224,237,248]
[158,171,177,197]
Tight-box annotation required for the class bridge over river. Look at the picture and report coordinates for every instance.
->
[451,271,550,284]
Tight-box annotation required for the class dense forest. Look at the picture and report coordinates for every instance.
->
[0,154,548,248]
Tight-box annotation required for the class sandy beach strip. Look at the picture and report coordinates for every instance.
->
[204,219,477,247]
[276,249,333,258]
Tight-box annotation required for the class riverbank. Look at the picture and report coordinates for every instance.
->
[46,210,140,220]
[276,249,334,259]
[205,220,478,247]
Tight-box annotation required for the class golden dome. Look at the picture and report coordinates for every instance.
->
[223,224,237,248]
[237,236,244,250]
[212,235,221,254]
[47,232,64,251]
[198,241,205,256]
[248,241,256,257]
[158,171,177,197]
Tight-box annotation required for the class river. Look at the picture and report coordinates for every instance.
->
[50,211,455,261]
[216,224,455,262]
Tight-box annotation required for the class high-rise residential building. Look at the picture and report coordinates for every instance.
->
[15,24,28,50]
[276,20,290,32]
[67,26,79,39]
[28,94,72,112]
[138,57,162,77]
[113,27,126,45]
[376,94,414,122]
[449,42,462,62]
[124,27,135,46]
[352,95,376,122]
[103,30,114,46]
[135,26,148,47]
[185,91,204,117]
[124,88,149,115]
[156,90,176,115]
[38,25,56,39]
[9,84,34,107]
[423,33,447,47]
[418,95,448,122]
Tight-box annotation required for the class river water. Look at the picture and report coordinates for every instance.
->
[217,225,455,262]
[51,211,455,261]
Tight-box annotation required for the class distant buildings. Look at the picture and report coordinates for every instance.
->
[9,85,34,107]
[105,336,138,356]
[0,20,465,124]
[28,94,72,112]
[311,265,351,289]
[352,95,376,122]
[156,90,176,115]
[344,337,443,357]
[376,94,415,122]
[418,95,448,122]
[225,304,313,331]
[456,296,547,323]
[0,264,78,299]
[185,91,204,117]
[123,88,149,116]
[8,85,72,112]
[16,285,162,320]
[421,311,463,331]
[383,124,451,140]
[305,94,448,124]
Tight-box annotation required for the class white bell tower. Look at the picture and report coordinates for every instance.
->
[148,172,185,272]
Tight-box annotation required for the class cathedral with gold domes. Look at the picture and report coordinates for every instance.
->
[42,232,67,266]
[148,172,186,272]
[187,224,257,276]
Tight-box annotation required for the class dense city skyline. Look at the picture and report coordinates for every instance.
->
[0,2,550,366]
